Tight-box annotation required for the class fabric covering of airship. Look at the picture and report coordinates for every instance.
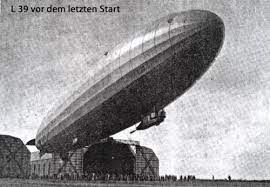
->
[35,10,225,153]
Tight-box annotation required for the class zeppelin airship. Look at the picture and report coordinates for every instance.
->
[28,10,225,156]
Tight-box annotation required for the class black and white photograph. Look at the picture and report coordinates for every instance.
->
[0,0,269,186]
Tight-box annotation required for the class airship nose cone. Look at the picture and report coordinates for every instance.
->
[176,9,224,27]
[162,10,225,65]
[188,9,225,54]
[183,9,224,26]
[190,9,225,38]
[168,9,225,40]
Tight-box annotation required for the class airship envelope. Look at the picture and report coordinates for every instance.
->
[35,10,225,153]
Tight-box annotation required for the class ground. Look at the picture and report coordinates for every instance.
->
[0,179,270,187]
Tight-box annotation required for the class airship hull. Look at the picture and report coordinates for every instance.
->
[36,10,225,153]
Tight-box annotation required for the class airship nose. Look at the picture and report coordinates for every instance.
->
[186,9,225,54]
[182,9,224,27]
[158,10,225,85]
[182,9,223,27]
[167,9,225,40]
[170,10,224,57]
[150,10,225,57]
[192,9,225,38]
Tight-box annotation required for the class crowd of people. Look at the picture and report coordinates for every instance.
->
[31,172,197,182]
[82,173,196,182]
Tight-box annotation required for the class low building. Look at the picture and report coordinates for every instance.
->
[30,152,52,178]
[0,135,30,178]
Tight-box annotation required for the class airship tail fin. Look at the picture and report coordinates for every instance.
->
[26,139,35,146]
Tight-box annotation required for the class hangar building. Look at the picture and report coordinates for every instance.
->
[30,139,159,179]
[0,135,30,178]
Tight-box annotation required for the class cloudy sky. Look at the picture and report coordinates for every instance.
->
[0,0,269,179]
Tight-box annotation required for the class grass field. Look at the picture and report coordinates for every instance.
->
[0,178,270,187]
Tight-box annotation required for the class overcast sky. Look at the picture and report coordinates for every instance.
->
[0,0,269,180]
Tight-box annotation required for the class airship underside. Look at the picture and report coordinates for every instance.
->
[36,10,225,153]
